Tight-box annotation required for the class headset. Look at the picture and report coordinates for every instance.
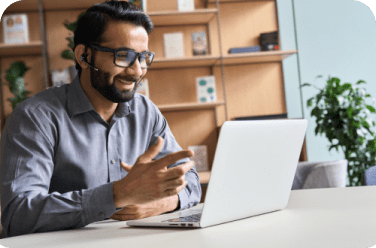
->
[80,53,99,71]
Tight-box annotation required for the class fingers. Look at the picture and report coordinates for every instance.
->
[137,137,165,164]
[161,177,188,191]
[163,161,194,181]
[153,149,194,170]
[120,162,132,172]
[163,181,188,197]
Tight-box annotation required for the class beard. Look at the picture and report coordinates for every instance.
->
[89,59,139,103]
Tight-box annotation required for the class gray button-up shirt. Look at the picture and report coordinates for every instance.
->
[0,76,201,238]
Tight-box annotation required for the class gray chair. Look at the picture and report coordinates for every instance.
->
[292,160,348,190]
[364,166,376,186]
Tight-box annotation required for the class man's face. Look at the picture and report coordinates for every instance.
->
[89,21,149,103]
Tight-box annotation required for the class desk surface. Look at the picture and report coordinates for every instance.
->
[1,186,376,248]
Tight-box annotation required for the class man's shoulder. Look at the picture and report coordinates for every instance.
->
[130,93,160,112]
[13,85,69,117]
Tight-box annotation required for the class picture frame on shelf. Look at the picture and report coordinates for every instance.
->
[192,31,208,56]
[2,14,29,44]
[196,76,217,103]
[177,0,195,11]
[163,32,185,58]
[188,145,209,172]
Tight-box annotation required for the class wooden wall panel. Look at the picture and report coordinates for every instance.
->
[147,0,207,12]
[163,109,218,169]
[44,10,83,72]
[214,63,287,120]
[214,1,278,55]
[146,67,223,105]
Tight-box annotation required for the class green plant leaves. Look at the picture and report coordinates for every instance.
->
[62,12,85,61]
[305,76,376,186]
[6,62,31,109]
[366,105,376,113]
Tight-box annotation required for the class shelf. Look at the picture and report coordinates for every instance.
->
[220,50,297,65]
[0,41,43,57]
[148,9,218,26]
[207,0,272,3]
[150,50,296,69]
[158,102,225,112]
[198,171,211,185]
[150,55,220,69]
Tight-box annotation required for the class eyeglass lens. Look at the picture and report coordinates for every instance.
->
[116,51,153,68]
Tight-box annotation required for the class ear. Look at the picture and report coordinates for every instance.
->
[75,44,89,69]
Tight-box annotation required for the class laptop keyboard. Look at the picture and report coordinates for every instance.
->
[162,213,202,223]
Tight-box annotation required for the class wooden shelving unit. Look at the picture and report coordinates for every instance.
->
[221,50,297,65]
[0,0,304,200]
[148,9,218,26]
[151,55,220,69]
[150,50,297,69]
[0,41,43,57]
[158,102,225,112]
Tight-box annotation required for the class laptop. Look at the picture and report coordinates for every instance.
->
[126,119,308,228]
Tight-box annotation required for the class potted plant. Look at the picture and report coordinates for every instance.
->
[5,61,31,109]
[301,76,376,186]
[61,12,85,61]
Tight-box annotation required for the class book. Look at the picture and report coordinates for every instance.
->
[51,68,71,86]
[177,0,194,11]
[228,45,260,54]
[163,32,185,58]
[136,78,149,98]
[129,0,147,12]
[188,145,209,172]
[196,76,217,103]
[191,31,208,56]
[2,14,29,44]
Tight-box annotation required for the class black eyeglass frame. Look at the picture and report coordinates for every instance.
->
[89,44,155,69]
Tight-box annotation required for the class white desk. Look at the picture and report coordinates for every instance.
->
[1,186,376,248]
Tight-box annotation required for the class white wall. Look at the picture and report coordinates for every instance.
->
[278,0,376,162]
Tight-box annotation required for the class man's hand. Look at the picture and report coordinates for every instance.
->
[110,195,178,221]
[113,137,194,209]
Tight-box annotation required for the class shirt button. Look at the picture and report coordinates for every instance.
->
[111,159,115,164]
[99,213,105,218]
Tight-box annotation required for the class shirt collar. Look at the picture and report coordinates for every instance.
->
[67,76,131,118]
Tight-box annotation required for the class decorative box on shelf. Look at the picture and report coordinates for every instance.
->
[196,76,217,103]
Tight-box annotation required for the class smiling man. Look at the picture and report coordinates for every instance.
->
[0,0,201,238]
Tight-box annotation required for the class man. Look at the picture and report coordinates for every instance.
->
[0,0,201,238]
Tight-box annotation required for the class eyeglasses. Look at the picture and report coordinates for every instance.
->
[89,44,155,69]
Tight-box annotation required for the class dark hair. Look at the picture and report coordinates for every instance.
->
[74,0,154,76]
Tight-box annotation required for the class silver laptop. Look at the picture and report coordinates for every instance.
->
[127,119,308,228]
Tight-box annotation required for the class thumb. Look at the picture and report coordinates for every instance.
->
[120,162,133,172]
[136,136,164,163]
